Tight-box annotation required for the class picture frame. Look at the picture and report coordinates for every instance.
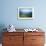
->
[18,7,34,19]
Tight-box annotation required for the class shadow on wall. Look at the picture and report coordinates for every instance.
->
[0,24,6,43]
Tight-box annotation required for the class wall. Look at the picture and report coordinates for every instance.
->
[0,0,46,30]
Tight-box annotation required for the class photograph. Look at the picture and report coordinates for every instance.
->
[18,7,34,19]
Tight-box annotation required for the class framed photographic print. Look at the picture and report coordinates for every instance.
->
[18,7,34,19]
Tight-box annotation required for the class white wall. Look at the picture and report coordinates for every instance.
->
[0,0,46,30]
